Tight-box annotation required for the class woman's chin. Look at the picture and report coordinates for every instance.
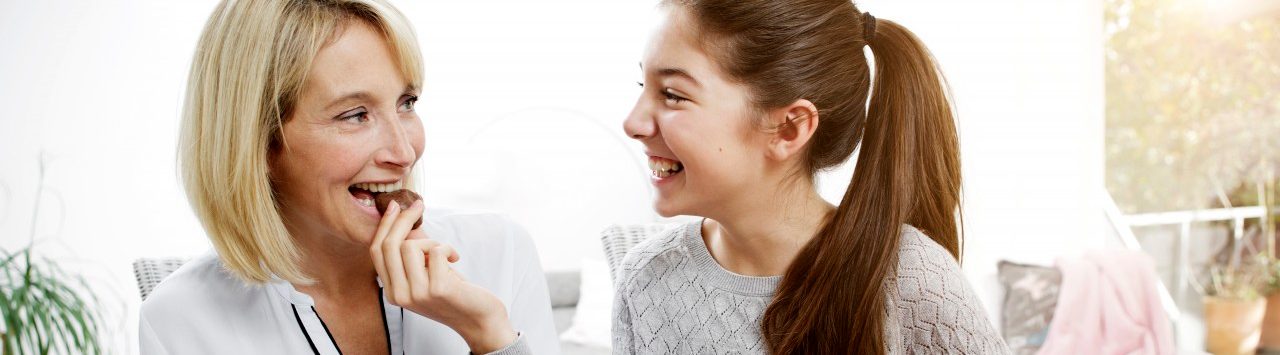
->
[343,224,379,247]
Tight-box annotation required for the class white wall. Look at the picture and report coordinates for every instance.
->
[0,1,220,352]
[0,0,1103,352]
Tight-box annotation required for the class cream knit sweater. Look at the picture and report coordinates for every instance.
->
[608,221,1011,354]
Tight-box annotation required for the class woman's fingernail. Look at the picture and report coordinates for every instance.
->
[389,200,400,213]
[412,200,424,209]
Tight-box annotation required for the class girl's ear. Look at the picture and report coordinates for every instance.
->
[764,99,820,163]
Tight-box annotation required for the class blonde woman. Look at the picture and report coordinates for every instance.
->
[139,1,557,354]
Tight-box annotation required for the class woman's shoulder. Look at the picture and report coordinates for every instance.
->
[139,251,265,322]
[421,208,544,288]
[423,208,519,229]
[421,208,535,250]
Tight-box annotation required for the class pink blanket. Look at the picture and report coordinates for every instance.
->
[1037,250,1175,355]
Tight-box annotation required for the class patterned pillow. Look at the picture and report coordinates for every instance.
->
[997,260,1062,355]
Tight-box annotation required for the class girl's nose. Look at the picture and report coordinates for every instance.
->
[623,97,656,140]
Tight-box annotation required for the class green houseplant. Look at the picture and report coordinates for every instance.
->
[1,157,104,355]
[1,245,104,355]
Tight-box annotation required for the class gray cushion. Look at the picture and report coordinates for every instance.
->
[546,270,580,308]
[997,260,1062,355]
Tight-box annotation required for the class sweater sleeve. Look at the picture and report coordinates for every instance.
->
[893,227,1010,354]
[610,242,643,355]
[482,333,532,355]
[611,287,635,354]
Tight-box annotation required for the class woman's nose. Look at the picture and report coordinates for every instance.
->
[375,118,416,169]
[622,98,655,140]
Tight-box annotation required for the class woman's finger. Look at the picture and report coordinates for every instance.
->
[401,238,440,303]
[370,201,402,287]
[426,244,459,293]
[381,200,425,305]
[406,229,428,241]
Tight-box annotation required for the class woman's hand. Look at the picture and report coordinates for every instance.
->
[369,200,517,354]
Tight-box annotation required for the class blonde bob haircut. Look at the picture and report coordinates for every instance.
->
[179,0,423,284]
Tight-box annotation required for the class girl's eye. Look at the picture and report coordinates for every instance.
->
[337,108,369,123]
[398,95,418,113]
[663,89,688,104]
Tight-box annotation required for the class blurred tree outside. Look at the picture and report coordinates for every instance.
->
[1105,0,1280,214]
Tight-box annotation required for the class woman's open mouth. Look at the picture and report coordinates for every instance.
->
[648,156,684,178]
[348,181,405,212]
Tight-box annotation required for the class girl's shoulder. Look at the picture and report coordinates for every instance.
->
[891,224,971,304]
[895,224,960,275]
[889,225,1009,354]
[604,221,694,285]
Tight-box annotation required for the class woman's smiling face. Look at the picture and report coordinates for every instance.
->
[271,20,423,246]
[623,8,772,218]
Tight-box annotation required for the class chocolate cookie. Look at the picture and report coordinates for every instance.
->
[374,189,423,229]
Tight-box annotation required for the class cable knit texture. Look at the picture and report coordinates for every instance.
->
[608,221,1011,354]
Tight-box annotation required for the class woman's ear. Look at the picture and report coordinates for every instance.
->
[764,99,820,162]
[267,135,286,182]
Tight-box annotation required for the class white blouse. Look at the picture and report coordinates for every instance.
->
[139,209,560,355]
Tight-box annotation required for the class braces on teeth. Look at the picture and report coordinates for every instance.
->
[649,158,684,178]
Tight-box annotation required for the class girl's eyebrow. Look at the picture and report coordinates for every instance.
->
[640,62,701,88]
[656,68,700,88]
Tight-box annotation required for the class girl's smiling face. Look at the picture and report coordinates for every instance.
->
[623,8,774,218]
[271,20,423,246]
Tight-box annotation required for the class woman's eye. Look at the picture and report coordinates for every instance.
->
[398,95,418,113]
[338,109,369,123]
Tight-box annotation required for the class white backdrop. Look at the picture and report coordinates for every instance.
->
[0,0,1103,352]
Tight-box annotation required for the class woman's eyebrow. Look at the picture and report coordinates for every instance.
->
[324,91,374,111]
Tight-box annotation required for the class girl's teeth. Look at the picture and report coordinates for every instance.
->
[358,198,374,207]
[647,157,683,177]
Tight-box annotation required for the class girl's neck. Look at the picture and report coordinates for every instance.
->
[702,181,834,277]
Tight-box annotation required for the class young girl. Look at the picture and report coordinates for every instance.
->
[612,0,1010,353]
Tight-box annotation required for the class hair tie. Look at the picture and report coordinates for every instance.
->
[862,12,877,44]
